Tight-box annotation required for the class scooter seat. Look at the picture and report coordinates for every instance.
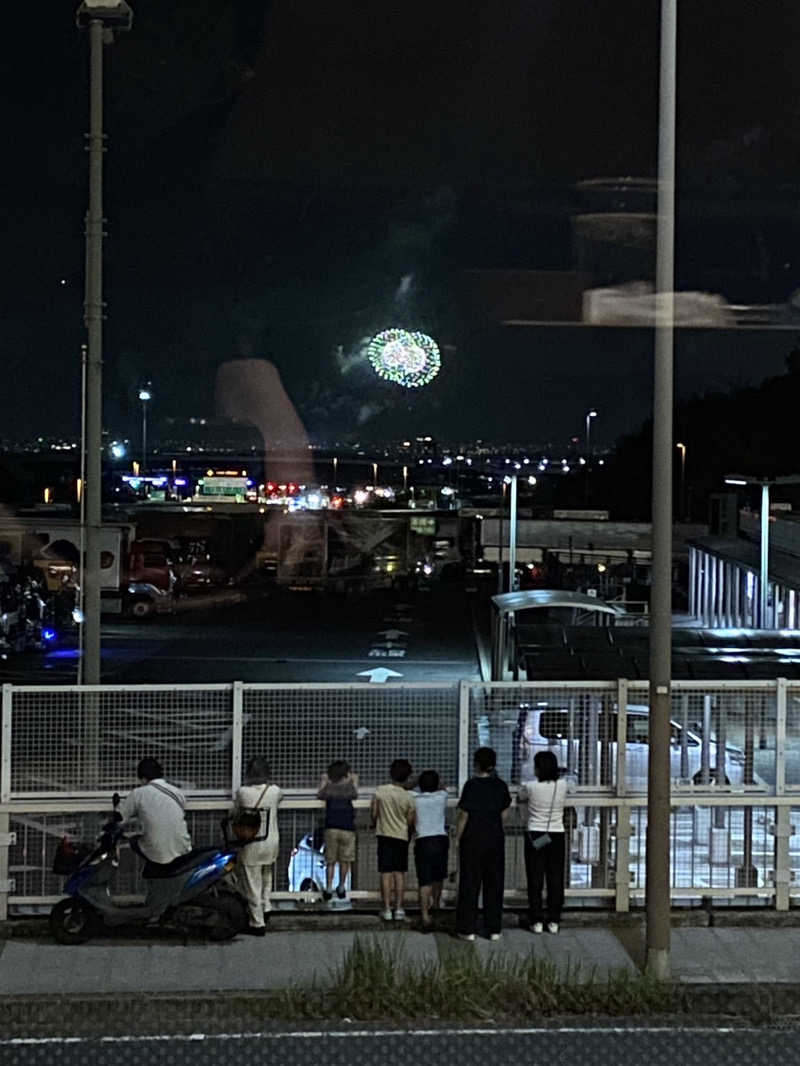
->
[141,846,221,880]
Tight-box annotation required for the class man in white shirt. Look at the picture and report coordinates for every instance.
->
[119,757,192,869]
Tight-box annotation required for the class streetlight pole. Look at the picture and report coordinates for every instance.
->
[139,386,151,474]
[508,474,518,593]
[585,409,597,454]
[77,0,132,687]
[646,0,677,981]
[676,443,686,521]
[725,474,800,629]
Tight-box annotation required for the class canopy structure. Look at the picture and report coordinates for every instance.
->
[490,589,626,680]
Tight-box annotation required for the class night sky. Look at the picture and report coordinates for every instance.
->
[2,1,800,446]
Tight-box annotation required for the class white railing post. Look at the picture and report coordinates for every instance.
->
[0,685,14,920]
[231,681,243,795]
[776,677,787,796]
[458,681,471,791]
[775,678,791,910]
[615,678,631,912]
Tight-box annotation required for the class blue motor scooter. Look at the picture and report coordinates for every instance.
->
[49,794,249,943]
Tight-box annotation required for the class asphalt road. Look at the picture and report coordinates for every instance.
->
[1,587,482,686]
[2,1026,798,1066]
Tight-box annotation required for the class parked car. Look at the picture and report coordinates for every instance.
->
[511,703,751,789]
[287,829,352,894]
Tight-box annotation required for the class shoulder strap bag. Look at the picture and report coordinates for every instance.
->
[149,781,186,816]
[232,784,270,842]
[528,781,557,851]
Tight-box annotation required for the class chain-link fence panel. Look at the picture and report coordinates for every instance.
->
[623,682,775,793]
[468,683,618,788]
[628,802,776,899]
[784,685,800,789]
[241,684,459,789]
[8,686,234,796]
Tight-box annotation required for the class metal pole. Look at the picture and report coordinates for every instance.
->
[77,344,87,685]
[586,413,591,454]
[760,482,769,629]
[508,475,518,592]
[141,399,147,474]
[82,18,105,687]
[646,0,677,981]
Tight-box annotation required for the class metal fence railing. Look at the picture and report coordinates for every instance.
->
[2,679,799,916]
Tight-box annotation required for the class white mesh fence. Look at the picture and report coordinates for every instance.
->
[7,685,234,796]
[468,682,619,787]
[2,679,797,911]
[625,681,776,793]
[242,684,460,790]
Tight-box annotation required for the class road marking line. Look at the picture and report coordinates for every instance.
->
[135,656,471,665]
[0,1027,767,1046]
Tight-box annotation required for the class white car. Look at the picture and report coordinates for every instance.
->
[287,829,352,894]
[512,703,750,789]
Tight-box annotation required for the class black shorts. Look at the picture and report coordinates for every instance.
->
[377,835,409,873]
[414,835,449,887]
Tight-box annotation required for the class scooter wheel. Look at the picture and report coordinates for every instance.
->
[49,898,98,944]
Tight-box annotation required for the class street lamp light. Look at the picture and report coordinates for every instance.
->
[585,408,597,454]
[76,0,133,688]
[676,442,686,520]
[138,385,151,474]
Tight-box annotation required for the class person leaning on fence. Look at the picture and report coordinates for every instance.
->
[230,756,282,936]
[317,759,359,902]
[518,750,571,935]
[371,758,416,921]
[413,769,450,932]
[455,747,511,942]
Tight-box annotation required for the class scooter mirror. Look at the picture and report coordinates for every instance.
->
[112,792,120,808]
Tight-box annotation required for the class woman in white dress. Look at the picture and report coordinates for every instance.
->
[231,756,282,936]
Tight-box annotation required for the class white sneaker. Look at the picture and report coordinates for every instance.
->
[380,909,393,921]
[532,922,544,934]
[393,908,406,920]
[547,922,559,934]
[457,933,476,942]
[489,933,502,941]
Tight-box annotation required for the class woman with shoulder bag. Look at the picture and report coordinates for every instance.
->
[230,756,282,936]
[518,750,570,935]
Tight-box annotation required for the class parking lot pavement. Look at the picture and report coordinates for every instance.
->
[6,922,800,997]
[470,926,638,978]
[670,927,800,983]
[0,929,441,996]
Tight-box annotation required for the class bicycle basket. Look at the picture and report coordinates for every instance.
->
[52,836,93,875]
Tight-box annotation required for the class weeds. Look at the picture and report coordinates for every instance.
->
[274,935,681,1021]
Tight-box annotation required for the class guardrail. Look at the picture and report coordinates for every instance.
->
[2,679,799,916]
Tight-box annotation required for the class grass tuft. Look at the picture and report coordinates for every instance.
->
[274,935,682,1021]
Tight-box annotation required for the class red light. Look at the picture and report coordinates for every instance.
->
[288,483,296,492]
[266,482,275,491]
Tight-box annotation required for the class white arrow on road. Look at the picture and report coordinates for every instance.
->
[358,667,403,683]
[377,629,408,640]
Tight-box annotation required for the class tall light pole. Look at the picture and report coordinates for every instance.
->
[724,475,800,629]
[139,385,151,474]
[76,0,133,687]
[585,408,597,454]
[646,0,677,981]
[507,474,518,593]
[676,442,686,520]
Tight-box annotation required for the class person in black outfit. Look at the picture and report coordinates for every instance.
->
[455,747,511,941]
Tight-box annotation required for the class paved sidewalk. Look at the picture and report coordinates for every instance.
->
[2,923,800,996]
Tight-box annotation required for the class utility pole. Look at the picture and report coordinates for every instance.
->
[646,0,677,981]
[77,1,132,685]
